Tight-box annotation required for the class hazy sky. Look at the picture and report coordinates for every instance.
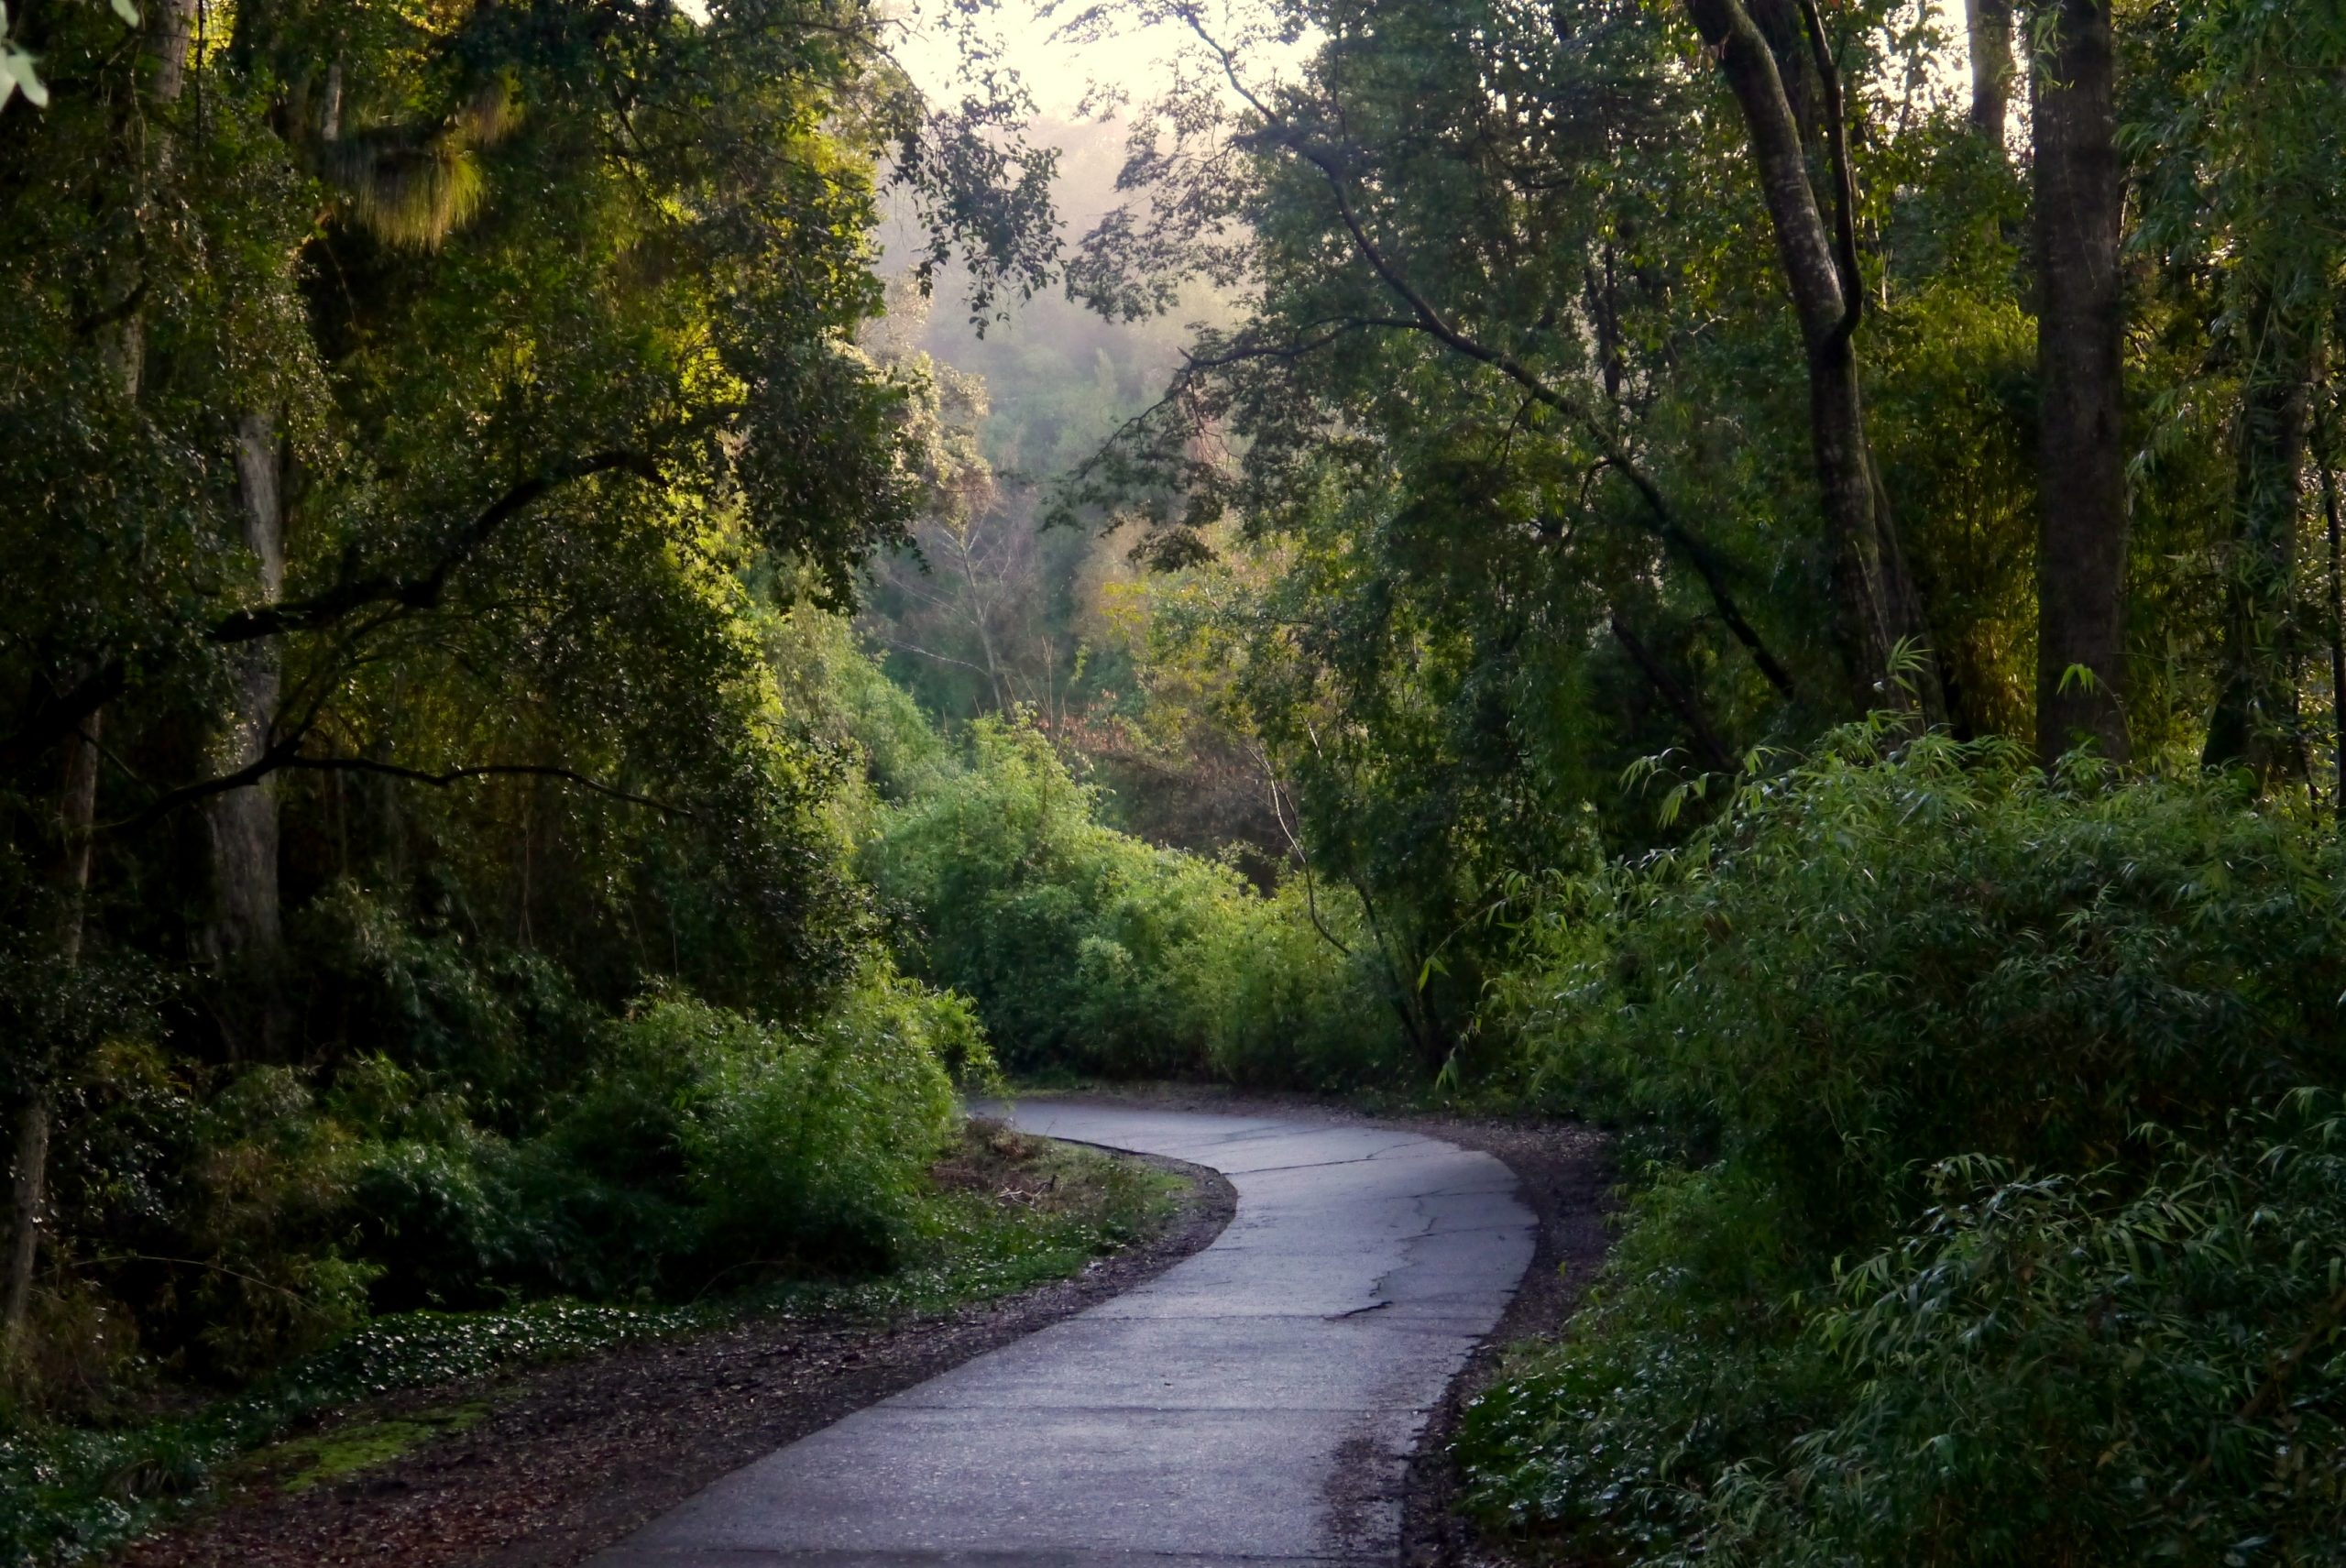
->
[891,0,1300,119]
[891,0,1972,136]
[892,4,1150,118]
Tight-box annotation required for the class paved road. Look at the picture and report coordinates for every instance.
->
[586,1101,1537,1567]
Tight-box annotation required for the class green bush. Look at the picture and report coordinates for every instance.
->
[1463,725,2346,1566]
[1459,1163,1838,1562]
[864,717,1223,1074]
[1503,725,2346,1239]
[1197,878,1412,1089]
[359,967,974,1304]
[864,715,1409,1084]
[14,948,979,1406]
[671,972,966,1268]
[1466,1102,2346,1567]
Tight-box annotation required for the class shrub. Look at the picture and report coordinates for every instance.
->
[1464,724,2346,1565]
[1467,1102,2346,1567]
[1198,878,1411,1090]
[864,715,1409,1084]
[183,1068,380,1381]
[367,966,974,1303]
[1503,725,2346,1243]
[678,970,966,1268]
[862,718,1231,1075]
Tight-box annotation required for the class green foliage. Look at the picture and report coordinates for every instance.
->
[1458,1164,1835,1561]
[625,982,963,1267]
[0,1125,1175,1565]
[863,714,1409,1086]
[354,971,971,1308]
[1193,876,1410,1089]
[8,943,978,1424]
[0,0,1070,1440]
[1505,725,2346,1236]
[1462,731,2346,1564]
[864,717,1223,1075]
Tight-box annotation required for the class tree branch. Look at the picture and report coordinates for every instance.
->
[210,451,658,644]
[111,743,686,832]
[1172,5,1800,702]
[1682,0,1851,359]
[1795,0,1866,350]
[284,757,687,817]
[1609,613,1737,775]
[4,454,659,776]
[1263,762,1352,959]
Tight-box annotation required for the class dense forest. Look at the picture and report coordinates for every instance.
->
[4,0,2345,1560]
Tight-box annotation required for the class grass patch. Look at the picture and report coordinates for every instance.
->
[0,1116,1181,1565]
[266,1404,488,1494]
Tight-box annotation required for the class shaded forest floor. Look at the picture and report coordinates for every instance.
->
[115,1125,1233,1568]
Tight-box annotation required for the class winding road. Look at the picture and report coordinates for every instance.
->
[586,1101,1538,1567]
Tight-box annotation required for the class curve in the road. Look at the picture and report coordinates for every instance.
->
[586,1100,1537,1568]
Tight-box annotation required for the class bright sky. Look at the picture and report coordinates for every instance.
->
[890,0,1293,120]
[890,0,1974,129]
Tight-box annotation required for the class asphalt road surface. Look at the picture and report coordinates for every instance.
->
[586,1101,1538,1568]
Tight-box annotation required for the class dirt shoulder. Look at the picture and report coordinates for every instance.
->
[120,1140,1235,1568]
[1009,1085,1613,1568]
[120,1091,1599,1568]
[1390,1110,1611,1568]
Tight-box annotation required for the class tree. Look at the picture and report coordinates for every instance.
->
[1966,0,2017,143]
[2155,0,2346,775]
[2031,0,2132,762]
[0,0,1056,1374]
[1680,0,1943,717]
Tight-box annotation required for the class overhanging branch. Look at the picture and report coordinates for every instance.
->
[283,756,688,817]
[211,451,659,644]
[4,453,660,777]
[109,742,687,832]
[1168,5,1800,702]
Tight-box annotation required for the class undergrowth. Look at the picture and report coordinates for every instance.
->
[1458,722,2346,1566]
[0,1117,1179,1565]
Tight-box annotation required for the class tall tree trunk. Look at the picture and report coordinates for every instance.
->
[1966,0,2017,142]
[3,714,102,1354]
[203,411,289,1058]
[5,0,200,1359]
[2031,0,2132,763]
[2204,298,2325,773]
[1683,0,1943,718]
